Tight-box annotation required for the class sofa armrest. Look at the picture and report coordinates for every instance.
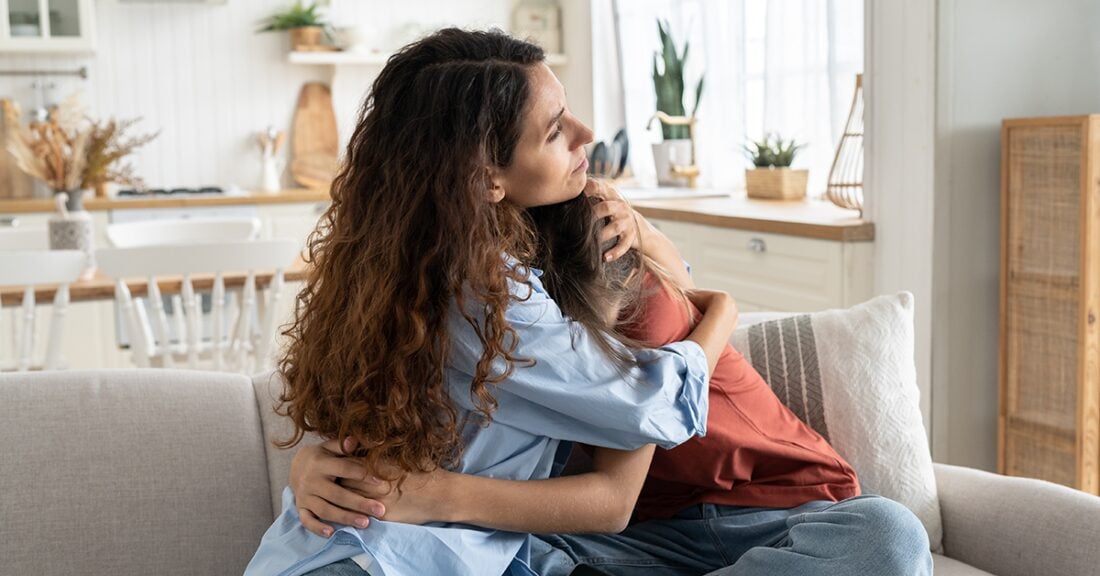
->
[934,462,1100,576]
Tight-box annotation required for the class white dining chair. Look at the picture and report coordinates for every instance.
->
[105,217,261,248]
[95,239,300,374]
[0,250,88,371]
[0,226,48,251]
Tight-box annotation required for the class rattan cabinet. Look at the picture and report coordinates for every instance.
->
[999,116,1100,494]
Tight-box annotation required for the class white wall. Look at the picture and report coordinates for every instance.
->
[864,0,937,439]
[0,0,592,192]
[0,0,329,190]
[933,0,1100,470]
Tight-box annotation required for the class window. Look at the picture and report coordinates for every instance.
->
[606,0,862,194]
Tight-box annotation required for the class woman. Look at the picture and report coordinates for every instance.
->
[244,28,737,576]
[297,191,934,576]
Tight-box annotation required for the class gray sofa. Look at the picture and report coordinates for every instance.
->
[2,368,1099,576]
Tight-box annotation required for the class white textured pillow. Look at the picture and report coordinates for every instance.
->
[730,292,942,552]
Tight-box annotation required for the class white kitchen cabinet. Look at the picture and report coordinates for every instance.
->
[651,218,873,313]
[257,201,327,249]
[0,0,95,53]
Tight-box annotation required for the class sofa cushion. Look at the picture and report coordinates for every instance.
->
[933,554,995,576]
[253,370,324,516]
[0,369,274,576]
[732,293,943,552]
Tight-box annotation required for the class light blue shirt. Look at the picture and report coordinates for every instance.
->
[244,262,709,576]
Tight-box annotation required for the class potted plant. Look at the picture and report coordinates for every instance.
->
[743,134,807,200]
[651,19,704,186]
[258,1,329,52]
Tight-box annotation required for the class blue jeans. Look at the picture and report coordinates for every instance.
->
[304,495,931,576]
[529,495,932,576]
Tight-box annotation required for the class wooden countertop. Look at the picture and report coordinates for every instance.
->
[2,188,871,241]
[0,188,331,214]
[1,257,310,306]
[630,195,874,242]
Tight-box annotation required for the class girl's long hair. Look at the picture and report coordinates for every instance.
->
[526,194,645,368]
[275,28,545,479]
[526,193,689,371]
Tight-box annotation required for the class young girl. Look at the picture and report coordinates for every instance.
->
[301,189,932,576]
[244,28,738,576]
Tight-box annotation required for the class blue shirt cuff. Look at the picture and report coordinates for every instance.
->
[657,339,709,446]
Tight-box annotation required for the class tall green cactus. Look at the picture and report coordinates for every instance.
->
[653,19,705,140]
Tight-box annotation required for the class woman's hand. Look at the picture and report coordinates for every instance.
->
[289,439,386,537]
[585,179,652,262]
[341,467,454,526]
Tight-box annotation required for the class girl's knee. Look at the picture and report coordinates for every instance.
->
[843,496,931,573]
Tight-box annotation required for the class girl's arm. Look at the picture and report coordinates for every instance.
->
[344,445,655,534]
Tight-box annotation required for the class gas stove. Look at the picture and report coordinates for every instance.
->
[116,186,225,198]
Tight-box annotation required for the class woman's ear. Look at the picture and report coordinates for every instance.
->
[484,168,506,203]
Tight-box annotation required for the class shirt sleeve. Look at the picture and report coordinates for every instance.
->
[446,280,709,451]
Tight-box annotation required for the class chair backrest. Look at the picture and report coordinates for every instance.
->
[95,239,300,373]
[0,250,88,371]
[105,217,261,248]
[0,226,48,251]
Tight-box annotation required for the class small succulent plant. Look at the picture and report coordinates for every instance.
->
[652,19,705,141]
[744,134,804,168]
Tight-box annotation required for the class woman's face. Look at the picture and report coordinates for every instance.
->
[493,63,594,208]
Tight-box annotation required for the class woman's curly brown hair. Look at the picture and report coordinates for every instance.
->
[274,28,545,481]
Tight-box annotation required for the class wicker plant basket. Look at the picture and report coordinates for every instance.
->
[289,26,324,51]
[745,168,808,200]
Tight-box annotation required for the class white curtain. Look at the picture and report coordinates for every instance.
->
[606,0,862,194]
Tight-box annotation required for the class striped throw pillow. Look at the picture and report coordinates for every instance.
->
[731,292,943,552]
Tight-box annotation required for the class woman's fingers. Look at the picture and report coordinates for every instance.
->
[590,195,641,262]
[319,438,344,453]
[594,211,639,261]
[300,491,373,529]
[591,197,628,220]
[298,507,336,538]
[324,455,371,481]
[582,177,609,199]
[319,479,386,517]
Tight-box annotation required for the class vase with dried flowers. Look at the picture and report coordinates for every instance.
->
[82,117,158,198]
[2,94,89,209]
[3,94,98,276]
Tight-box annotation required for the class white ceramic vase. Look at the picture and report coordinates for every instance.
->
[651,139,693,187]
[48,190,96,279]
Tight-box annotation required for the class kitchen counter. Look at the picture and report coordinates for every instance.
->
[630,195,873,242]
[0,188,330,214]
[0,257,309,306]
[1,188,872,242]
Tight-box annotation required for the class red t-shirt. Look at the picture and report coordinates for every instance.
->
[623,280,861,523]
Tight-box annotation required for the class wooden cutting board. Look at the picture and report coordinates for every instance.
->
[290,83,340,190]
[0,99,35,200]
